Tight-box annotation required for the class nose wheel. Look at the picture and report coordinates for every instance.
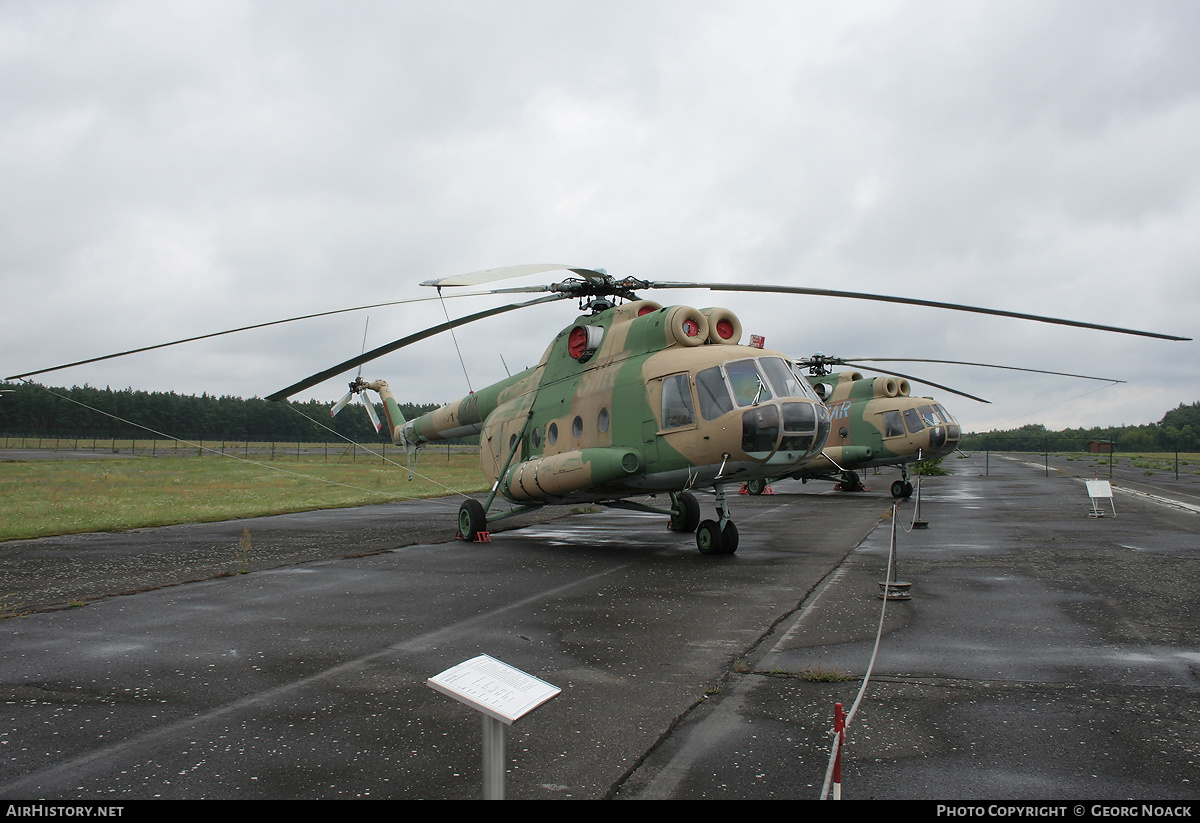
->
[695,483,739,554]
[696,519,739,554]
[891,466,914,498]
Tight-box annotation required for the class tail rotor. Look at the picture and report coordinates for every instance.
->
[329,317,383,433]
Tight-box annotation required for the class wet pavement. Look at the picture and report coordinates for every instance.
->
[619,454,1200,799]
[1,453,1197,800]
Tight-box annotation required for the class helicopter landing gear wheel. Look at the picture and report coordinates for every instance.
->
[697,481,737,555]
[696,520,722,554]
[904,480,913,497]
[457,499,488,542]
[842,471,862,492]
[669,491,701,532]
[696,519,738,555]
[746,478,766,496]
[891,479,908,498]
[721,521,739,554]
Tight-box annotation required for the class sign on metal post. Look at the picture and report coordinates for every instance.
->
[428,654,561,799]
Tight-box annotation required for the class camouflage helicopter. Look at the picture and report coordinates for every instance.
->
[9,264,1189,555]
[753,367,963,498]
[267,266,837,556]
[743,355,1127,498]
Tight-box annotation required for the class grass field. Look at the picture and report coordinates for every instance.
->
[1051,451,1199,471]
[0,448,488,541]
[5,446,1196,542]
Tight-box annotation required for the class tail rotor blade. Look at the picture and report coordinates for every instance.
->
[359,394,382,433]
[331,390,353,417]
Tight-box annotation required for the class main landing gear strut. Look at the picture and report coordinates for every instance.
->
[890,466,914,499]
[460,486,741,556]
[693,484,739,555]
[668,488,738,554]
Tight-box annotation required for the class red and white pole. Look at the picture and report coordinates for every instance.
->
[833,702,845,800]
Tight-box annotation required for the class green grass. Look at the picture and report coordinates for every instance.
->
[798,664,853,682]
[1131,456,1182,471]
[0,451,488,541]
[0,594,28,620]
[913,456,950,476]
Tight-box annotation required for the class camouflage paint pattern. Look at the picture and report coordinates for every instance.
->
[368,300,831,505]
[796,370,962,478]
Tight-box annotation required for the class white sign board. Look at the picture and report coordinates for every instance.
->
[1085,479,1117,517]
[427,654,561,725]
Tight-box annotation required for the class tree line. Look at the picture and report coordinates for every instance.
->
[5,381,1197,453]
[0,381,442,443]
[959,401,1200,452]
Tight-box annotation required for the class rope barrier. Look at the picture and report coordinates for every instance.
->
[819,504,898,800]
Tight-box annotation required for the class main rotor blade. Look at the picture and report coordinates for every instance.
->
[5,290,507,383]
[840,357,1126,383]
[421,263,607,288]
[266,294,568,401]
[648,282,1191,342]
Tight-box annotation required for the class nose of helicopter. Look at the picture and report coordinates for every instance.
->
[925,421,962,455]
[736,398,831,466]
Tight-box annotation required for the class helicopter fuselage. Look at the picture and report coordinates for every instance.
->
[372,299,831,506]
[799,370,962,483]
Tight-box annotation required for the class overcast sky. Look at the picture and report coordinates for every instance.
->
[3,0,1197,434]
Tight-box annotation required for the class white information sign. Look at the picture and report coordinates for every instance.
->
[427,654,561,725]
[1085,479,1116,517]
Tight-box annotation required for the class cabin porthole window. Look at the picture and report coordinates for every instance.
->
[532,427,542,449]
[572,415,584,438]
[548,422,558,445]
[509,433,518,453]
[597,408,610,433]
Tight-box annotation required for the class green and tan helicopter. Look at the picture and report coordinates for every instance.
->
[741,354,1128,498]
[751,366,963,498]
[9,264,1189,555]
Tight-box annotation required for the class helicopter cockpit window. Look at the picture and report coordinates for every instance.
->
[660,374,695,429]
[919,405,939,427]
[741,404,780,455]
[903,408,924,434]
[934,404,955,424]
[696,366,734,421]
[726,359,772,406]
[790,363,823,401]
[779,402,817,453]
[761,357,807,399]
[882,410,904,438]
